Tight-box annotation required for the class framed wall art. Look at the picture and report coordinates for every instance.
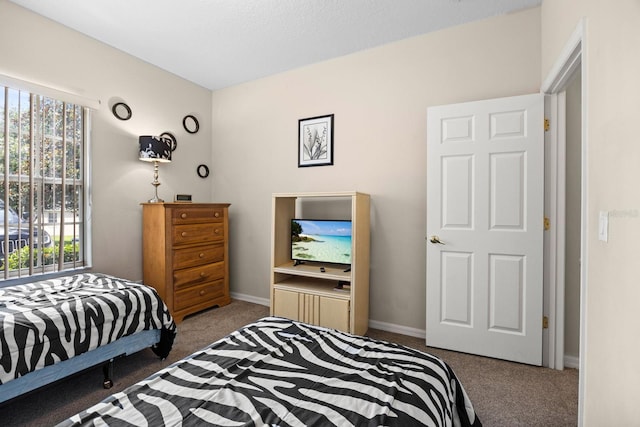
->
[298,114,334,167]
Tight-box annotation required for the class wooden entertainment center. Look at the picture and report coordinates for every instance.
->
[270,191,370,335]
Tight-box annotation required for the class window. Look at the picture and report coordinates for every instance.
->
[0,85,88,280]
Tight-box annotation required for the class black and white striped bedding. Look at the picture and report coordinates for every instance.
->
[0,273,176,385]
[61,316,481,427]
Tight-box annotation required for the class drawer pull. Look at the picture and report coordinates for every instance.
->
[181,231,187,237]
[214,212,220,218]
[200,272,207,278]
[181,213,188,219]
[199,253,205,258]
[199,289,206,296]
[214,229,220,234]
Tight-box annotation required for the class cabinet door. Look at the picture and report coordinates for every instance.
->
[273,289,301,321]
[318,296,350,331]
[274,288,350,332]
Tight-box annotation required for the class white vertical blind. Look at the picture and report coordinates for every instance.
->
[0,83,88,280]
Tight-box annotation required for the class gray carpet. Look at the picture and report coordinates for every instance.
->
[0,300,578,426]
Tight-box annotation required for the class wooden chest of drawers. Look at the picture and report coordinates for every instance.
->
[142,203,231,322]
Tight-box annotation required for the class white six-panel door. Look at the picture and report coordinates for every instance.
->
[426,93,544,365]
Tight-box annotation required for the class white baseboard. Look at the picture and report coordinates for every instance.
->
[370,319,580,370]
[231,292,270,307]
[564,354,580,369]
[228,295,579,370]
[368,319,426,339]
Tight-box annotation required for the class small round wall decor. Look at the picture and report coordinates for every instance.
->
[160,132,178,151]
[112,102,132,121]
[197,164,210,178]
[183,115,199,134]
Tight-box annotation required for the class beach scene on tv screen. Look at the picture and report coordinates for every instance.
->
[291,220,352,264]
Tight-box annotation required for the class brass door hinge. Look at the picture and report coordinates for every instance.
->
[544,118,550,132]
[543,316,549,329]
[544,216,550,231]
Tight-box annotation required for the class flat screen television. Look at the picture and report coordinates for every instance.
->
[291,219,352,266]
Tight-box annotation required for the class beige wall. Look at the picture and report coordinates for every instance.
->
[0,0,213,280]
[542,0,640,423]
[211,8,541,330]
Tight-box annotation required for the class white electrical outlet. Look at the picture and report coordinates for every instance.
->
[598,211,609,242]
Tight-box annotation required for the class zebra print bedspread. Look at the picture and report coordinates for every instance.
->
[61,316,481,427]
[0,273,176,385]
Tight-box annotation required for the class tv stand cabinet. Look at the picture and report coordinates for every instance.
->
[270,191,370,335]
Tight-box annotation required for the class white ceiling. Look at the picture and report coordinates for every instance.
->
[10,0,541,91]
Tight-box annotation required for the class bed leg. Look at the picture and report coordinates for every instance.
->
[103,359,114,389]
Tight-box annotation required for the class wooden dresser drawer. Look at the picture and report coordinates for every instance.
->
[173,262,225,290]
[174,279,226,311]
[172,223,224,246]
[173,244,224,269]
[172,207,224,224]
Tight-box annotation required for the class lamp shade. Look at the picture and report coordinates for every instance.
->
[139,135,172,163]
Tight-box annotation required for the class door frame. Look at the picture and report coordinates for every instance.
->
[541,17,587,425]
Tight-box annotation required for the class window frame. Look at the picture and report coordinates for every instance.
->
[0,78,93,286]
